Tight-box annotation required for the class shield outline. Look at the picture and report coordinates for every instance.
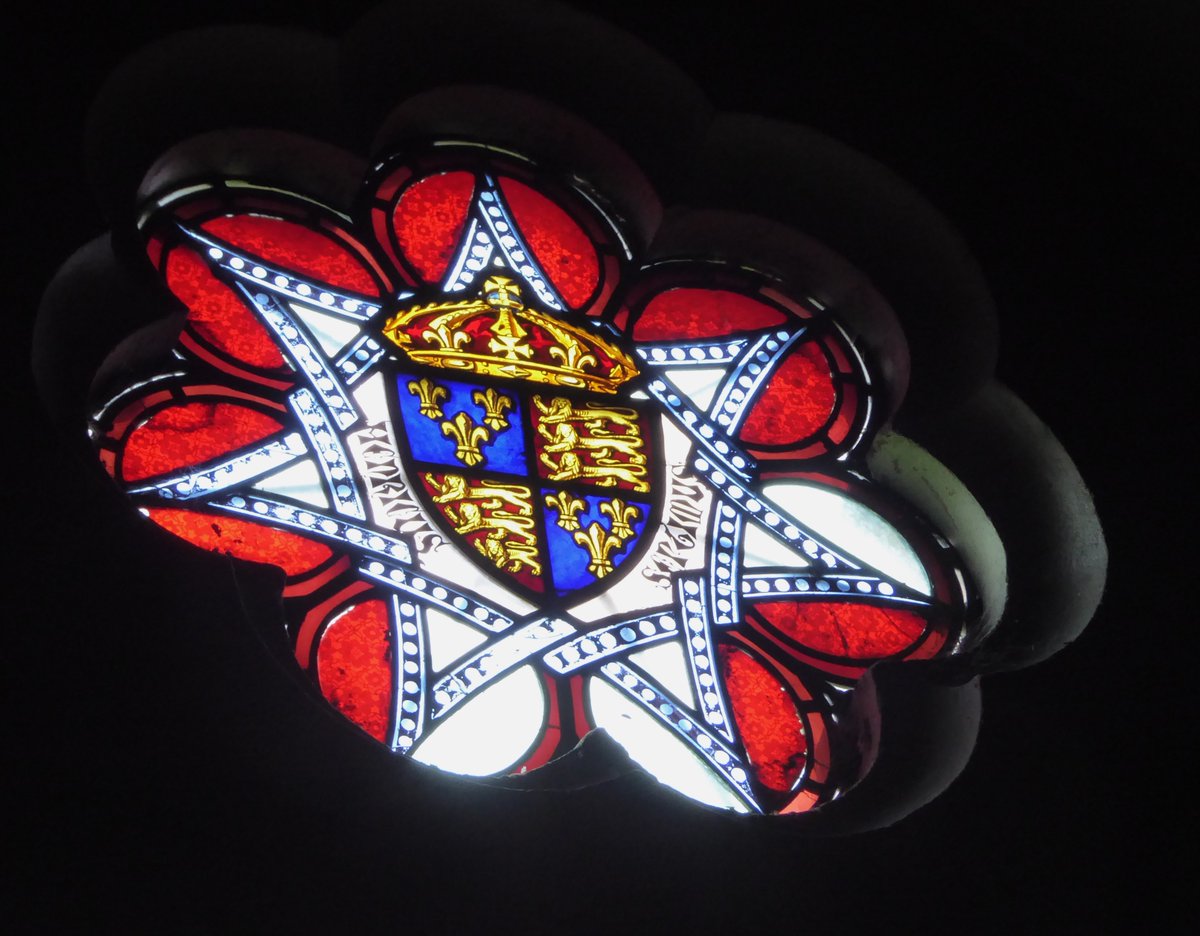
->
[383,355,665,608]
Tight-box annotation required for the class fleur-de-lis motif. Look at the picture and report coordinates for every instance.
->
[573,521,623,578]
[544,490,586,531]
[472,387,515,432]
[384,277,638,392]
[407,377,449,420]
[548,338,598,373]
[420,316,473,352]
[441,411,491,466]
[600,498,640,541]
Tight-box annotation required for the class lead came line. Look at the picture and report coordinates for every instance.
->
[392,597,427,752]
[129,432,307,500]
[599,660,761,813]
[289,388,366,520]
[183,226,381,319]
[428,617,577,719]
[677,577,735,743]
[357,558,513,634]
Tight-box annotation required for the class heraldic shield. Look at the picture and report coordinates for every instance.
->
[385,275,659,601]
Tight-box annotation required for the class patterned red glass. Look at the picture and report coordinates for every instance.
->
[145,507,334,576]
[739,343,837,445]
[392,171,476,283]
[633,288,787,341]
[756,600,927,659]
[202,215,379,295]
[121,403,283,482]
[498,176,599,308]
[719,646,808,792]
[165,247,287,369]
[317,599,394,743]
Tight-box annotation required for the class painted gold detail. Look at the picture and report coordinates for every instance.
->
[533,396,640,433]
[472,387,515,432]
[407,377,448,420]
[428,474,533,515]
[382,276,638,393]
[483,276,534,362]
[539,450,648,491]
[483,275,522,308]
[574,522,624,579]
[544,490,586,531]
[441,411,491,467]
[538,420,645,461]
[476,529,542,576]
[426,473,541,576]
[600,498,640,541]
[533,395,649,492]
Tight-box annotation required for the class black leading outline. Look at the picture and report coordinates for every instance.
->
[91,153,974,811]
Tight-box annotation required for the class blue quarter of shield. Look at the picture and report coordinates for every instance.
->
[396,374,528,475]
[542,490,650,593]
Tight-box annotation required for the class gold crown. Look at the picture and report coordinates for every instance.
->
[382,276,638,393]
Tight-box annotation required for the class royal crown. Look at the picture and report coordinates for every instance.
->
[381,276,638,393]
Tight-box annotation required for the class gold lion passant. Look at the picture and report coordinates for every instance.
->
[533,395,649,492]
[425,473,541,576]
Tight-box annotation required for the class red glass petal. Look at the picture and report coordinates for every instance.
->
[633,288,787,342]
[201,215,379,295]
[739,343,836,445]
[144,507,332,576]
[316,599,393,743]
[121,402,282,482]
[165,247,285,369]
[499,177,598,308]
[906,627,950,660]
[718,646,807,792]
[392,171,475,283]
[757,601,927,660]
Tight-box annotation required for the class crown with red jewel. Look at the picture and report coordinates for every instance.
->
[382,276,638,393]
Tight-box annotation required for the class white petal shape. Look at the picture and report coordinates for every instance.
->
[350,372,390,424]
[411,665,544,776]
[291,302,363,355]
[588,676,748,813]
[663,367,727,412]
[250,457,329,508]
[742,521,811,569]
[567,578,673,624]
[416,540,536,618]
[763,481,931,594]
[425,607,487,672]
[628,641,696,707]
[659,414,695,466]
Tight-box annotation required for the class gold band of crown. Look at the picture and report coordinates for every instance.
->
[382,276,637,393]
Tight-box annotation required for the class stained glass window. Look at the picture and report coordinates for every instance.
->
[86,140,984,816]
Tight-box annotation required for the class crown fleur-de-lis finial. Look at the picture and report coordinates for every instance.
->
[472,387,515,432]
[381,275,639,393]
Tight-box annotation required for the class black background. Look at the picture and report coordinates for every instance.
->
[11,1,1193,932]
